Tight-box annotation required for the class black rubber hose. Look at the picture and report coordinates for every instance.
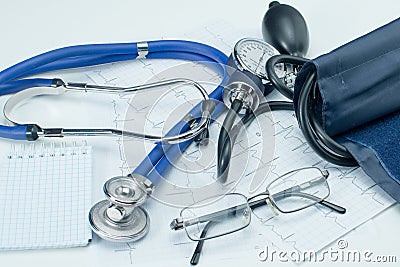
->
[217,55,357,182]
[242,101,294,125]
[309,106,351,156]
[297,71,357,166]
[217,99,243,182]
[267,54,355,164]
[266,54,308,100]
[218,101,294,183]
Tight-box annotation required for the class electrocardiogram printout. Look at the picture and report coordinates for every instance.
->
[82,22,395,265]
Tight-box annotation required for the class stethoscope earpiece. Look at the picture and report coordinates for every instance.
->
[88,174,153,242]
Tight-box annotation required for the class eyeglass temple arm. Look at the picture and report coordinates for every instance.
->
[318,199,346,214]
[171,191,346,231]
[188,197,345,265]
[182,197,345,265]
[190,221,214,265]
[170,203,249,230]
[248,192,346,214]
[171,193,345,230]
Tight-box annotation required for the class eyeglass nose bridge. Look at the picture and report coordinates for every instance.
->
[264,189,280,216]
[249,190,279,216]
[321,169,329,178]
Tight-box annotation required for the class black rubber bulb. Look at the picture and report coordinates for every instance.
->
[262,1,309,57]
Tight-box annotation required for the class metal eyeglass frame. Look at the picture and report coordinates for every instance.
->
[170,167,346,265]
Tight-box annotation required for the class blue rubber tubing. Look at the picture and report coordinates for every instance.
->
[0,40,227,86]
[132,86,227,181]
[17,52,225,80]
[0,78,53,95]
[132,62,228,181]
[5,52,223,89]
[0,125,30,140]
[145,102,227,185]
[0,40,229,177]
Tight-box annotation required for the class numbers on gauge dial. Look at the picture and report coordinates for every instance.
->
[235,39,285,79]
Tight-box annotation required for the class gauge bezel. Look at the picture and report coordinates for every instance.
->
[233,38,283,80]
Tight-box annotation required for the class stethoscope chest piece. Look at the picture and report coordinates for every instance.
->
[222,81,260,113]
[89,175,153,242]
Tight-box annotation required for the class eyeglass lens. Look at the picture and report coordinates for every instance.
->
[268,167,330,213]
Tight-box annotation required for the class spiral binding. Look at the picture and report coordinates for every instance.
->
[7,140,90,160]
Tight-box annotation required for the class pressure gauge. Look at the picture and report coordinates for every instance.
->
[225,37,289,100]
[231,38,285,80]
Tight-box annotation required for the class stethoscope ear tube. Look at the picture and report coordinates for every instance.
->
[0,124,40,141]
[0,40,228,145]
[1,78,215,144]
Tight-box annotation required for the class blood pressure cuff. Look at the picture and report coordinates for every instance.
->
[293,18,400,201]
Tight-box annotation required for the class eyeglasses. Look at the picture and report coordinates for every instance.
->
[169,167,346,265]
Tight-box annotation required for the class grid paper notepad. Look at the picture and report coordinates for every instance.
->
[0,144,92,250]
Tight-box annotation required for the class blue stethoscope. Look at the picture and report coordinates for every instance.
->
[0,39,229,242]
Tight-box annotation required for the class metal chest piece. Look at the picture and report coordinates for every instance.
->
[89,174,154,242]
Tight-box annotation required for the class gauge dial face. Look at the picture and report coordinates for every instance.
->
[233,38,285,80]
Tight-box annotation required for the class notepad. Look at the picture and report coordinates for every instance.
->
[0,143,92,250]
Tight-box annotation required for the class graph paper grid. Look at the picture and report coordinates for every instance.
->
[0,144,92,250]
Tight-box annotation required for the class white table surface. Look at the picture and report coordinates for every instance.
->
[0,0,399,266]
